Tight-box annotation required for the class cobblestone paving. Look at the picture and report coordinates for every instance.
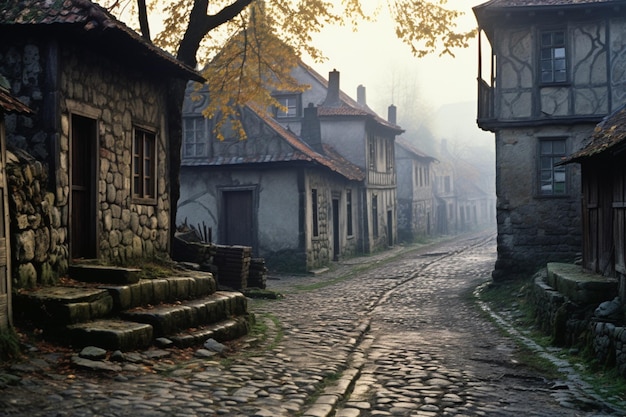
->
[0,230,624,416]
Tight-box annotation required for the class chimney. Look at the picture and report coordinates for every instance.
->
[301,103,324,153]
[357,85,366,106]
[388,104,397,125]
[324,69,341,107]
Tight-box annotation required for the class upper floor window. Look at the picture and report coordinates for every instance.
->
[274,94,300,118]
[540,30,567,83]
[183,117,208,158]
[133,128,156,203]
[539,138,567,196]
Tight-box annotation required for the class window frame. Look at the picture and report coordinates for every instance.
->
[183,116,208,158]
[274,94,301,119]
[132,127,157,205]
[539,28,568,85]
[537,137,568,197]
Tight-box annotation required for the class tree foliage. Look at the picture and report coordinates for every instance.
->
[106,0,474,139]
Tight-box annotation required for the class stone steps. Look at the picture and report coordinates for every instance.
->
[14,266,251,351]
[120,292,248,337]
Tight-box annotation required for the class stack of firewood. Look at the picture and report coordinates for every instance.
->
[213,245,251,290]
[248,258,268,289]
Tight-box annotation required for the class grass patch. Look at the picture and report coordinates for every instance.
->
[475,277,626,409]
[0,327,22,361]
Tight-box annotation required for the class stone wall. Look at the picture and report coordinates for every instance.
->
[532,269,626,377]
[493,126,585,280]
[1,36,172,279]
[7,148,65,288]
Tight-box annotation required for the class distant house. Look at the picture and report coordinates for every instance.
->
[0,84,30,330]
[562,105,626,300]
[178,97,364,271]
[394,137,437,241]
[178,63,402,271]
[0,0,202,287]
[288,67,403,252]
[473,0,626,279]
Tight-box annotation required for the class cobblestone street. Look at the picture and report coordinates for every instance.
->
[1,230,624,416]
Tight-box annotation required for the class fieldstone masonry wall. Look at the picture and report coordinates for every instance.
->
[7,148,65,288]
[532,269,626,377]
[1,37,172,287]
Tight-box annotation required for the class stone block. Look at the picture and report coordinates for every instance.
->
[151,279,170,304]
[139,280,154,305]
[103,285,132,311]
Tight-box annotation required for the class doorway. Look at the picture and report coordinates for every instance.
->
[223,190,254,248]
[70,114,97,260]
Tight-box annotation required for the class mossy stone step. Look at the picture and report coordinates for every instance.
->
[169,316,252,348]
[120,291,248,337]
[546,262,619,304]
[101,274,217,312]
[14,286,113,325]
[67,319,153,351]
[69,264,141,285]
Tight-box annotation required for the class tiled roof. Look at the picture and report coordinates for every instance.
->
[0,0,203,82]
[0,88,31,114]
[184,105,365,182]
[396,137,437,161]
[562,104,626,163]
[299,62,403,133]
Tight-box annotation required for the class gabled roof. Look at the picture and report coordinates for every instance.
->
[184,105,365,182]
[0,0,203,82]
[395,137,437,162]
[0,87,31,114]
[562,104,626,164]
[298,62,403,134]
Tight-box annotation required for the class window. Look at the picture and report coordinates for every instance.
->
[540,30,567,83]
[275,95,300,118]
[372,195,379,239]
[183,117,207,158]
[346,190,353,236]
[539,138,567,195]
[133,128,156,202]
[385,140,394,172]
[312,189,319,237]
[369,137,376,170]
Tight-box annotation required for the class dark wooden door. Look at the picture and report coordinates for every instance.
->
[70,115,97,260]
[223,190,254,247]
[0,123,11,330]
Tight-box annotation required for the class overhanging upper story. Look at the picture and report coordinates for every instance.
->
[473,0,626,132]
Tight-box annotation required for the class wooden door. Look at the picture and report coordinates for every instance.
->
[70,115,97,260]
[0,122,11,330]
[223,190,254,247]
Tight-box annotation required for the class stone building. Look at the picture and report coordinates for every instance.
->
[473,0,626,280]
[394,137,437,241]
[178,98,365,272]
[178,63,402,271]
[0,0,201,287]
[0,83,31,330]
